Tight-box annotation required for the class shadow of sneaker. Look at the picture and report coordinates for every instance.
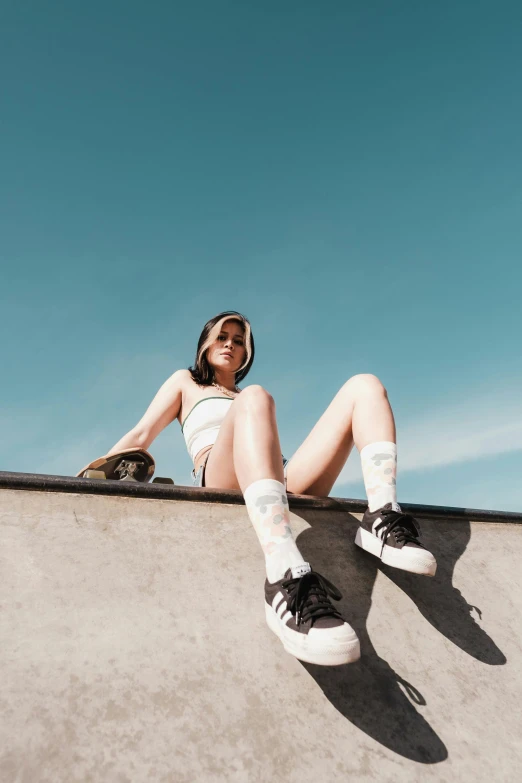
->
[378,518,506,665]
[301,652,447,763]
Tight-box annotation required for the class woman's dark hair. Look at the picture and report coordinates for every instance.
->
[188,311,255,386]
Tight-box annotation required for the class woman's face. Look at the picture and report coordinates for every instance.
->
[206,319,247,376]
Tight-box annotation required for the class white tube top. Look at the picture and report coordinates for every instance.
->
[181,396,234,462]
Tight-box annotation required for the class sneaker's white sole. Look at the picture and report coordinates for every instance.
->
[265,603,360,666]
[355,527,437,576]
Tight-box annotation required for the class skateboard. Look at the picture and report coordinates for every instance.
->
[77,448,174,484]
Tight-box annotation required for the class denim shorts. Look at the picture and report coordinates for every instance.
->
[191,453,211,488]
[192,453,289,488]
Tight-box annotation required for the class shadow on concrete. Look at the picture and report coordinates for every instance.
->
[292,510,506,763]
[378,518,506,666]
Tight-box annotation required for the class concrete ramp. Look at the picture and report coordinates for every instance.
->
[1,476,521,782]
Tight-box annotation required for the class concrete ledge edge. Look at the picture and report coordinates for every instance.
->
[0,470,521,523]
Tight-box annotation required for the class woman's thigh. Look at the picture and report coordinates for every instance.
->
[203,404,241,490]
[203,384,285,490]
[285,385,357,497]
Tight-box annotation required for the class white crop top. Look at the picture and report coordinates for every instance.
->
[181,396,233,462]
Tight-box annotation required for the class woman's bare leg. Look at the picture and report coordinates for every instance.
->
[204,385,284,491]
[286,374,395,496]
[286,374,437,575]
[204,384,308,578]
[203,384,361,664]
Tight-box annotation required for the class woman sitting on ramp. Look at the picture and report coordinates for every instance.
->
[106,310,436,666]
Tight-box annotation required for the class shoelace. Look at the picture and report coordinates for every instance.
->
[374,509,425,557]
[281,571,343,627]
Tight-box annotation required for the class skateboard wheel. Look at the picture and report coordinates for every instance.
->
[83,470,106,480]
[152,477,175,485]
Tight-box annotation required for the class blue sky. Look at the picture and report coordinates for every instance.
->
[1,1,521,511]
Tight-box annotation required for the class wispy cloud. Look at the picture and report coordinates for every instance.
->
[336,390,522,488]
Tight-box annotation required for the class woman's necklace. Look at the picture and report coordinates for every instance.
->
[211,381,240,398]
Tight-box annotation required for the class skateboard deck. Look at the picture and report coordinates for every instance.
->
[77,448,156,482]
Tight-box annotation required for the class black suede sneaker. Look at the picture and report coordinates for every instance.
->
[355,502,437,576]
[264,565,360,666]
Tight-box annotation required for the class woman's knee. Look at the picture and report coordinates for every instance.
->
[237,384,275,413]
[344,373,388,397]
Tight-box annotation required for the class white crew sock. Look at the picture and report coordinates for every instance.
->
[360,441,399,512]
[243,478,310,583]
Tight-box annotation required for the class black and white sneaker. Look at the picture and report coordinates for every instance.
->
[264,565,360,666]
[355,502,437,576]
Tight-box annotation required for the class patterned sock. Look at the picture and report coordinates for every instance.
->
[243,479,310,583]
[360,441,399,512]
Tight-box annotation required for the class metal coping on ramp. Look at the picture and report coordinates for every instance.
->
[0,469,520,524]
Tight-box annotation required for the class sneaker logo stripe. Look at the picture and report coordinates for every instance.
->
[276,601,288,619]
[372,517,382,537]
[281,611,292,625]
[275,598,286,615]
[272,592,284,612]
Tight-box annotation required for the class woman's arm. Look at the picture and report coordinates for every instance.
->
[105,369,189,456]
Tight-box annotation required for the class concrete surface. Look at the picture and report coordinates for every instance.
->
[1,486,521,782]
